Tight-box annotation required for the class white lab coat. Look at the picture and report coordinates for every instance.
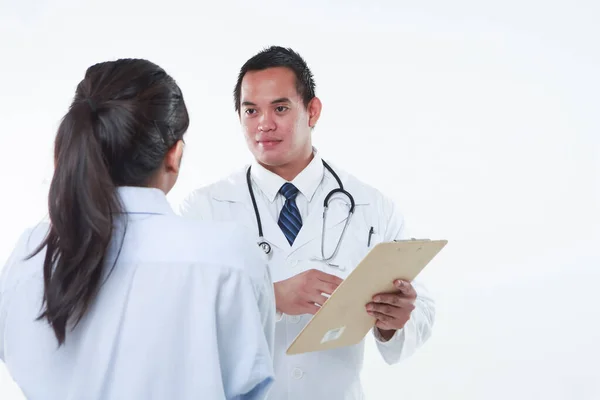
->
[0,186,275,400]
[179,159,436,400]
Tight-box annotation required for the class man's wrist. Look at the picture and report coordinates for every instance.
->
[374,327,397,342]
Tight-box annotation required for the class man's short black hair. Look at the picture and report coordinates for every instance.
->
[234,46,316,113]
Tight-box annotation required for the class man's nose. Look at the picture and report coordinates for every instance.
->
[258,111,276,132]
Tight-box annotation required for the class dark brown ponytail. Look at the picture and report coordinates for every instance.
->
[29,59,189,345]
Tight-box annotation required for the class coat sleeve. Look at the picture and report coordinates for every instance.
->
[371,196,436,365]
[217,231,276,399]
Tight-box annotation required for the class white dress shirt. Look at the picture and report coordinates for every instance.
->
[179,149,436,400]
[0,186,276,400]
[249,151,324,223]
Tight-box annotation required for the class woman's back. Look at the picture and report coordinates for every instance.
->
[1,187,275,399]
[0,59,275,399]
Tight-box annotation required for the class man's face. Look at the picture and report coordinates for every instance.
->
[239,67,318,168]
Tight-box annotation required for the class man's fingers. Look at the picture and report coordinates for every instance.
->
[373,294,402,307]
[375,319,394,331]
[311,269,344,286]
[307,292,330,308]
[315,280,339,296]
[372,294,415,310]
[366,302,399,317]
[368,310,393,322]
[394,279,417,297]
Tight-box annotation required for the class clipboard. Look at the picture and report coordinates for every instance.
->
[285,239,447,355]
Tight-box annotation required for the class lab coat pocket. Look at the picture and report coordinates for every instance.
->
[337,226,381,277]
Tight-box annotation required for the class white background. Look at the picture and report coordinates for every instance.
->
[1,0,599,398]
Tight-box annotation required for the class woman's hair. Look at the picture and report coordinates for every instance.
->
[30,58,189,345]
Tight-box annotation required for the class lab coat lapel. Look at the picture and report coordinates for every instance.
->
[211,171,291,252]
[290,193,353,253]
[227,200,291,252]
[257,198,293,252]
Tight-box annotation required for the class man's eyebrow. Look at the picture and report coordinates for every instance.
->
[242,98,291,107]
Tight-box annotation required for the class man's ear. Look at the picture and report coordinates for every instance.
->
[307,97,322,128]
[165,139,184,174]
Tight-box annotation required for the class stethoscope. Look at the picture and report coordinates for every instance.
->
[246,160,355,266]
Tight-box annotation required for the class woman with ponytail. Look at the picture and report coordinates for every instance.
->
[0,59,275,400]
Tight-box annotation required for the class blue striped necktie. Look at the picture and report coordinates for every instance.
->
[278,183,302,245]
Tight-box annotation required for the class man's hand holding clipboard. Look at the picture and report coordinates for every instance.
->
[274,269,343,316]
[367,279,418,341]
[286,239,447,355]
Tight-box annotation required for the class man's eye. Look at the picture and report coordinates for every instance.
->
[275,106,288,112]
[245,109,256,115]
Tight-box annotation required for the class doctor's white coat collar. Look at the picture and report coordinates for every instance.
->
[207,154,371,206]
[116,186,174,216]
[201,154,372,253]
[250,149,324,203]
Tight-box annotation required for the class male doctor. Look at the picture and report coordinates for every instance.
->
[180,46,435,399]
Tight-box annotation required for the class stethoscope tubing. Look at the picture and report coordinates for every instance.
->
[246,160,355,258]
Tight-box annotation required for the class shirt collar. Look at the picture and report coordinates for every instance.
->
[116,186,175,215]
[250,148,324,203]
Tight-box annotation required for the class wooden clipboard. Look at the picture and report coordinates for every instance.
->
[285,239,447,355]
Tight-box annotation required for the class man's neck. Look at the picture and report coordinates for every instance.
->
[262,151,314,182]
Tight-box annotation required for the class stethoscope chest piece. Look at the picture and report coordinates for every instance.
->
[258,240,272,255]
